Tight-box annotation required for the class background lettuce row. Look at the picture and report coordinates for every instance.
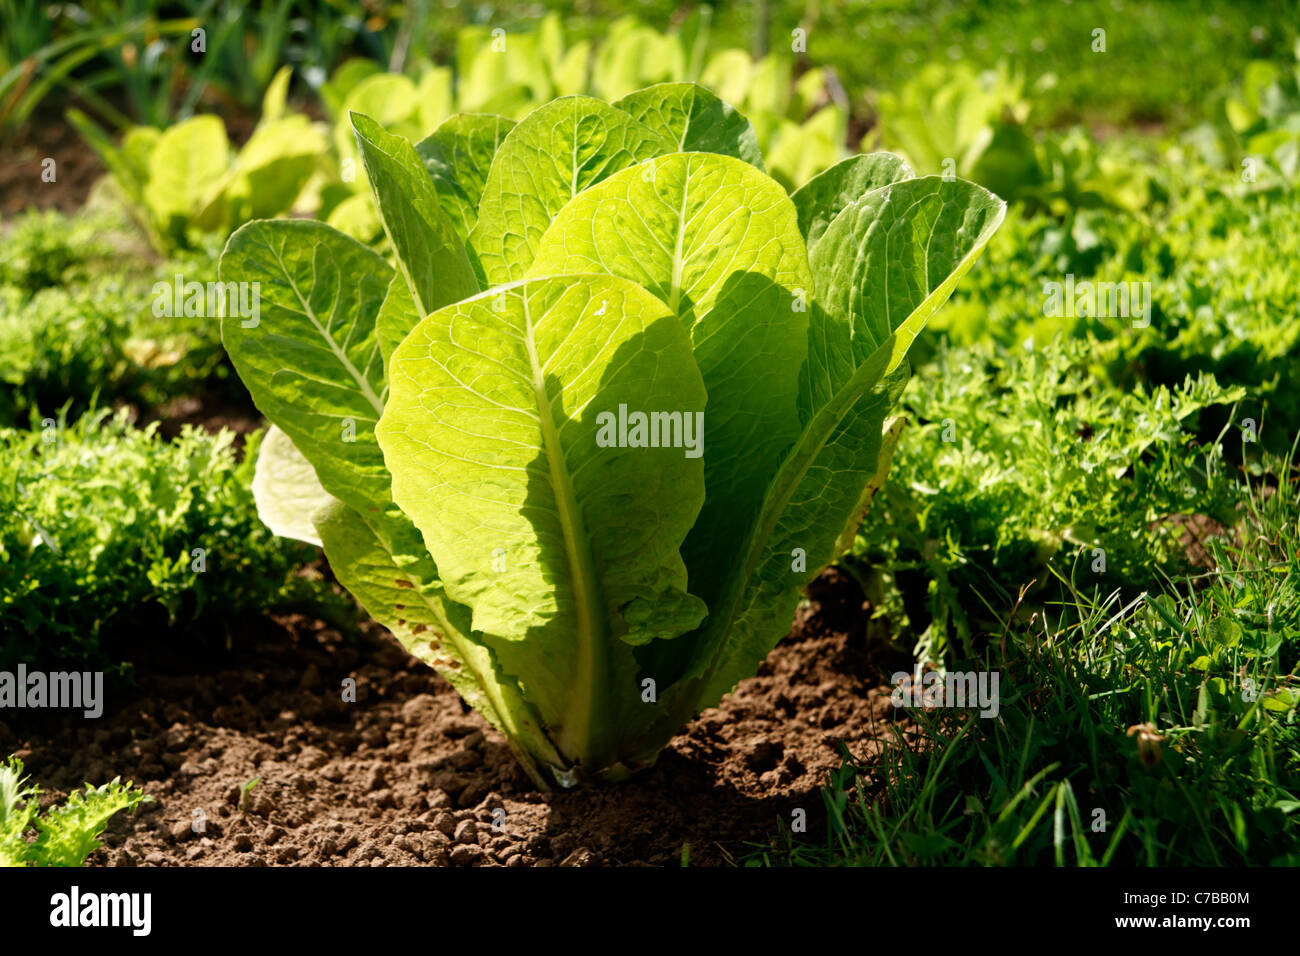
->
[220,83,1004,787]
[69,67,326,255]
[70,14,849,255]
[323,13,849,227]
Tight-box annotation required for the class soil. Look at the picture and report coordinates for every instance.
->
[0,114,105,216]
[0,100,266,217]
[3,569,912,867]
[137,391,264,445]
[1155,513,1229,570]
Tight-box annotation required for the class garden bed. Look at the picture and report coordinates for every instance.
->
[6,570,905,867]
[3,0,1296,879]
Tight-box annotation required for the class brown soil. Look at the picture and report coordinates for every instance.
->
[0,101,264,217]
[0,115,105,216]
[137,392,263,445]
[3,569,909,867]
[1151,512,1231,570]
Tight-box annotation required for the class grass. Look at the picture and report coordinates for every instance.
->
[530,0,1299,130]
[850,333,1249,664]
[757,439,1300,866]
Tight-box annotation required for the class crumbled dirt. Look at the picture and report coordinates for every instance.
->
[5,569,909,867]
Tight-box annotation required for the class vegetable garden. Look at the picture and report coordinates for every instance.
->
[1,0,1298,873]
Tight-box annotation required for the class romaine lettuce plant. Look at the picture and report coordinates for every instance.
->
[220,84,1004,788]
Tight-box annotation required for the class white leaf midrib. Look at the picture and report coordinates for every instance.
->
[521,291,607,751]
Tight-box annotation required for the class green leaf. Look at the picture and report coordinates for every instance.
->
[614,82,764,169]
[415,112,515,243]
[764,106,847,190]
[807,176,1008,405]
[375,273,420,377]
[251,424,337,547]
[699,48,752,108]
[537,11,565,75]
[592,20,683,100]
[351,111,480,317]
[528,152,813,612]
[1262,689,1298,713]
[196,114,325,230]
[696,177,1005,706]
[222,222,477,724]
[459,30,552,111]
[31,777,148,867]
[468,95,674,284]
[312,501,464,678]
[261,64,293,123]
[790,153,914,253]
[552,42,591,97]
[833,414,906,558]
[119,126,161,198]
[231,115,326,217]
[1209,616,1244,647]
[696,346,909,706]
[321,58,382,119]
[332,73,419,192]
[416,66,454,132]
[0,757,38,866]
[749,54,793,116]
[142,115,229,238]
[376,274,707,768]
[324,192,381,242]
[219,219,392,517]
